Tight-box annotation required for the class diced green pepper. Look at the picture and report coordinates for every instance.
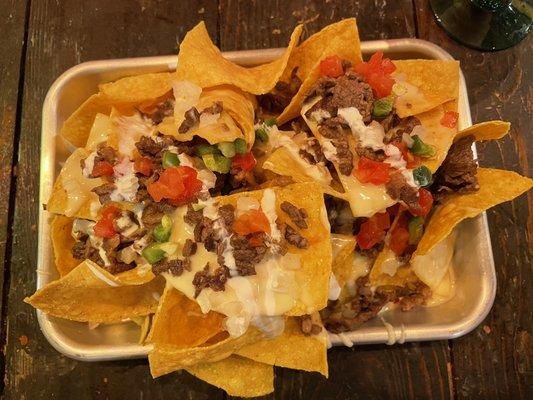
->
[195,144,219,157]
[413,165,433,187]
[217,142,236,158]
[141,243,166,264]
[410,135,436,158]
[264,118,277,127]
[255,127,269,143]
[153,215,173,242]
[372,96,394,117]
[162,151,180,169]
[192,203,206,211]
[202,153,232,173]
[408,216,424,245]
[234,138,247,155]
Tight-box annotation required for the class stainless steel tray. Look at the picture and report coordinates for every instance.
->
[38,38,496,360]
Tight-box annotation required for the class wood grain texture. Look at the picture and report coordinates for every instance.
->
[3,1,222,399]
[415,1,533,399]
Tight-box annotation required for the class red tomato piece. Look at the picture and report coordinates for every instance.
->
[233,210,271,236]
[357,218,386,250]
[440,111,459,128]
[319,55,344,78]
[134,157,153,176]
[392,141,419,169]
[232,152,257,172]
[91,161,114,177]
[374,212,391,231]
[409,188,434,217]
[353,157,391,185]
[390,226,410,255]
[354,51,396,98]
[147,166,202,205]
[94,205,120,238]
[101,204,120,220]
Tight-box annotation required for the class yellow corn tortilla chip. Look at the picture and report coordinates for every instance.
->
[99,72,176,103]
[175,21,302,95]
[85,113,115,150]
[60,93,113,148]
[25,260,164,323]
[148,285,224,348]
[47,148,104,220]
[236,316,328,377]
[186,356,274,397]
[330,234,357,289]
[148,328,264,378]
[262,146,345,197]
[416,100,458,172]
[393,60,459,117]
[50,215,80,277]
[454,120,510,142]
[278,19,362,124]
[415,168,533,256]
[131,315,152,345]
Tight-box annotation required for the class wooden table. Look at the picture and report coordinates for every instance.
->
[1,1,531,398]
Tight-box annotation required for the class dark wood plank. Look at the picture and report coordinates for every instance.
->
[219,0,416,51]
[4,1,222,399]
[415,1,532,399]
[0,0,30,393]
[220,2,452,399]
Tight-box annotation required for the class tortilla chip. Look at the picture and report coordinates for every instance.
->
[416,100,458,172]
[175,21,302,95]
[330,234,357,289]
[131,315,152,345]
[85,113,115,150]
[50,215,80,277]
[25,260,164,323]
[454,120,510,142]
[278,19,362,124]
[415,168,533,256]
[236,316,328,377]
[99,72,176,103]
[47,148,104,220]
[186,356,274,397]
[148,285,224,348]
[60,94,113,148]
[148,328,264,378]
[393,60,459,117]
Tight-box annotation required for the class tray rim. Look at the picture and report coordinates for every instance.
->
[38,37,496,360]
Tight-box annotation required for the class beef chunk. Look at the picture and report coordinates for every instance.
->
[105,262,136,275]
[383,116,421,144]
[96,144,117,164]
[280,201,308,229]
[136,136,163,157]
[385,171,419,209]
[192,263,230,297]
[141,203,164,228]
[218,204,235,228]
[300,315,322,336]
[194,217,216,251]
[229,235,267,276]
[284,224,309,249]
[258,67,302,114]
[149,100,174,124]
[178,107,200,133]
[355,145,386,162]
[432,135,479,199]
[152,258,191,276]
[184,204,204,225]
[306,71,374,123]
[92,183,116,205]
[321,277,431,333]
[319,117,353,176]
[182,239,198,257]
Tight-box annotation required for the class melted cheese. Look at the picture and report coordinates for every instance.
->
[339,173,396,217]
[411,231,456,289]
[114,113,154,157]
[173,80,202,126]
[110,158,139,202]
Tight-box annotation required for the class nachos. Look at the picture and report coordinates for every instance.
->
[27,19,532,397]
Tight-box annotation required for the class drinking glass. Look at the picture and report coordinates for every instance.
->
[429,0,532,50]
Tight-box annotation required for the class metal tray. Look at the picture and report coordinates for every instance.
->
[38,38,496,360]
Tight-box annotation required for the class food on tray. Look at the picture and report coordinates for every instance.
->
[27,18,532,397]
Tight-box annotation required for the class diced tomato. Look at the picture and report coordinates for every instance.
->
[248,233,265,247]
[233,210,271,236]
[232,152,257,172]
[134,157,153,176]
[392,141,420,169]
[147,166,202,205]
[354,51,396,98]
[94,205,120,238]
[390,226,410,256]
[319,55,344,78]
[440,111,459,128]
[91,161,114,177]
[357,212,390,250]
[353,157,391,185]
[408,188,434,217]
